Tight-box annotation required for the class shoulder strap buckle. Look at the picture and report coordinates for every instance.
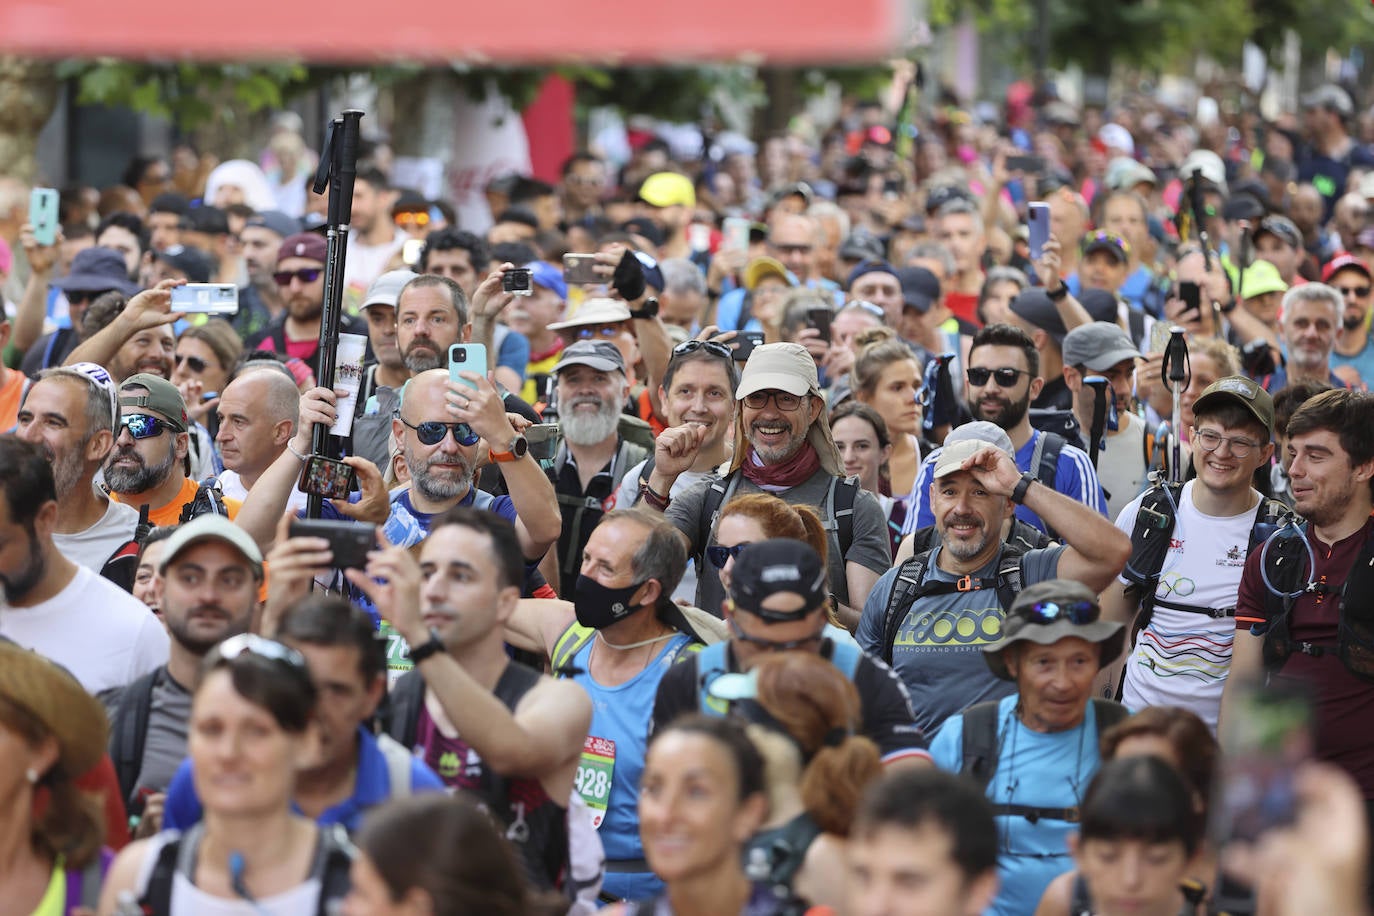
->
[956,574,976,592]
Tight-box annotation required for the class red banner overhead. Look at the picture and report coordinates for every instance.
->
[1,0,906,63]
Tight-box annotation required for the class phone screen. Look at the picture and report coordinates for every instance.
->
[298,455,355,500]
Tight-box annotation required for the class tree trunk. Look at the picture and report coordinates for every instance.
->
[0,57,59,182]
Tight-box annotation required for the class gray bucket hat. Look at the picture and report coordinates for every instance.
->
[983,579,1126,681]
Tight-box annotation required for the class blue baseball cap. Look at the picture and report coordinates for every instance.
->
[525,261,567,300]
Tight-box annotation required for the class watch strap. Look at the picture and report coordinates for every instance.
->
[1012,472,1037,504]
[407,629,447,664]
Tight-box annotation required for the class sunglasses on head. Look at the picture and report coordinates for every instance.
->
[673,339,733,360]
[707,543,750,569]
[966,366,1030,387]
[120,413,172,440]
[398,416,480,447]
[273,267,323,287]
[1019,599,1100,626]
[218,633,308,670]
[175,353,208,373]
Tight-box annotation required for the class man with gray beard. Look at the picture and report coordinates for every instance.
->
[14,363,140,581]
[107,374,243,527]
[236,367,560,569]
[547,340,645,597]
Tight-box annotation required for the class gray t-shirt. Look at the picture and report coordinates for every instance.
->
[857,544,1065,733]
[137,670,193,797]
[1096,414,1148,520]
[665,467,892,615]
[52,497,139,573]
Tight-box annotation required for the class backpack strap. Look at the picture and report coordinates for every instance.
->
[551,623,597,677]
[1070,871,1094,916]
[697,470,741,565]
[111,667,162,808]
[880,552,934,666]
[1122,480,1186,637]
[137,826,198,913]
[959,700,1003,791]
[382,669,427,750]
[312,824,357,916]
[1031,430,1064,488]
[696,641,733,716]
[376,734,414,799]
[827,476,860,561]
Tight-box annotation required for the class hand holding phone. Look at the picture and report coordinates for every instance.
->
[448,344,488,389]
[287,518,376,570]
[29,188,58,247]
[563,253,601,285]
[733,331,765,363]
[298,455,357,500]
[806,307,833,344]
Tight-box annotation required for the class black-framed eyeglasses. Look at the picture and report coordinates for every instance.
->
[967,366,1031,387]
[273,268,323,287]
[1020,599,1100,626]
[175,354,208,373]
[673,339,733,361]
[120,413,172,440]
[218,633,308,670]
[742,390,805,411]
[398,417,480,447]
[707,543,750,569]
[1192,428,1261,458]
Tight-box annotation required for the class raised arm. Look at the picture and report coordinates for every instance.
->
[65,279,182,368]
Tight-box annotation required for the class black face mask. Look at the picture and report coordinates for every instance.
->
[574,575,646,629]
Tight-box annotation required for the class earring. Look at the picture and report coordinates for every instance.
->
[25,768,38,784]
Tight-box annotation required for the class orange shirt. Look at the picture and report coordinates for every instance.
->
[114,476,242,528]
[0,368,22,431]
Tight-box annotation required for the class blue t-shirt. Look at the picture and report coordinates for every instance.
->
[567,628,697,901]
[857,545,1065,733]
[904,429,1108,535]
[162,726,445,833]
[1332,336,1374,390]
[317,484,516,549]
[929,694,1106,916]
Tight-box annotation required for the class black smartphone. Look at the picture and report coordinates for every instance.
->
[733,330,765,363]
[1178,281,1201,318]
[1006,154,1047,175]
[287,518,376,570]
[806,307,833,344]
[297,455,356,500]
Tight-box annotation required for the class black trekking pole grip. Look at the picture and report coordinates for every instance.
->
[1084,376,1109,469]
[1163,327,1190,387]
[334,111,364,227]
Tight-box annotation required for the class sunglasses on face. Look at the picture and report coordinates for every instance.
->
[1336,285,1372,298]
[398,416,480,447]
[574,326,623,340]
[175,353,208,373]
[394,211,430,228]
[273,268,323,287]
[742,391,805,411]
[707,543,750,569]
[966,366,1030,387]
[1019,599,1100,626]
[120,413,172,439]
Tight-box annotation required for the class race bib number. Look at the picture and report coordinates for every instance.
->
[574,735,615,829]
[380,620,413,690]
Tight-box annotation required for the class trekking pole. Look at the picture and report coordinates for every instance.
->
[1162,327,1191,485]
[1084,375,1110,469]
[1187,168,1215,272]
[306,109,364,520]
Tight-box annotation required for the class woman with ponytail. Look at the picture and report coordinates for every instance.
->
[726,650,884,910]
[850,326,925,519]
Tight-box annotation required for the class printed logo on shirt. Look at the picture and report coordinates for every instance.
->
[1220,545,1245,567]
[894,603,1004,650]
[1158,573,1196,599]
[438,750,461,779]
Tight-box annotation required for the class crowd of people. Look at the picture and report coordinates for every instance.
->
[3,77,1374,915]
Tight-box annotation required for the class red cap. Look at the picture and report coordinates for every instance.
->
[1322,253,1372,283]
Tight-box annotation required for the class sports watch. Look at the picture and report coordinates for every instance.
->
[407,629,447,664]
[629,297,660,320]
[488,433,529,463]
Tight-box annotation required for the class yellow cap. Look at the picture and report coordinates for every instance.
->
[639,172,695,208]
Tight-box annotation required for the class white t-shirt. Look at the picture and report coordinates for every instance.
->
[52,498,139,572]
[1113,481,1257,730]
[216,468,309,513]
[616,461,712,606]
[0,565,169,696]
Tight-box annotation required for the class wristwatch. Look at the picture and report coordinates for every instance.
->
[407,628,447,664]
[488,433,529,463]
[629,297,659,320]
[1046,285,1069,301]
[1011,472,1037,504]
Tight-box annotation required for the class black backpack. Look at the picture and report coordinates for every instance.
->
[696,469,859,572]
[109,666,164,809]
[905,517,1052,557]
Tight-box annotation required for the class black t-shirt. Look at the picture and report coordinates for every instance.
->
[651,638,930,763]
